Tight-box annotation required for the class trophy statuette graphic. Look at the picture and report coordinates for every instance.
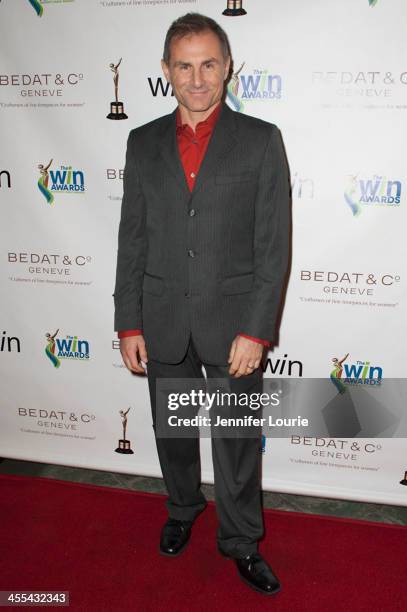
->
[107,57,128,120]
[400,471,407,486]
[223,1,247,16]
[115,407,134,454]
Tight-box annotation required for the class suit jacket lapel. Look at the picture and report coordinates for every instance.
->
[158,109,190,198]
[192,102,238,196]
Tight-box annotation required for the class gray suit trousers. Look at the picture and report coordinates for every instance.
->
[146,334,264,559]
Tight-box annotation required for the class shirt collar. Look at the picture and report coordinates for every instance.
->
[176,101,222,134]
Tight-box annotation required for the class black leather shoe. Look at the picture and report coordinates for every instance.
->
[235,552,281,595]
[159,518,193,557]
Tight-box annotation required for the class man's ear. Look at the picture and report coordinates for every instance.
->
[161,59,170,81]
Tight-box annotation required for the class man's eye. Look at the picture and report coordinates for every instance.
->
[180,65,190,70]
[204,63,214,69]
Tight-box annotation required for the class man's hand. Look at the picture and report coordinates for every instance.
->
[228,335,264,378]
[120,335,148,375]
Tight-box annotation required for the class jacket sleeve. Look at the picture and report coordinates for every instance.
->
[239,124,290,343]
[113,130,147,331]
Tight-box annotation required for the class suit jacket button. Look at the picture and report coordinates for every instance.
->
[188,249,195,257]
[189,208,196,217]
[184,292,191,298]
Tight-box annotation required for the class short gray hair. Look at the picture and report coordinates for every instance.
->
[163,13,231,64]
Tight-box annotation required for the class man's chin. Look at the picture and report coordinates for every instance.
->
[183,99,218,113]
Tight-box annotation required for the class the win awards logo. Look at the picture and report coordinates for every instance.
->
[330,352,383,393]
[27,0,43,16]
[27,0,74,17]
[37,158,85,205]
[226,62,282,113]
[0,169,11,189]
[344,174,402,216]
[45,328,90,368]
[368,0,379,6]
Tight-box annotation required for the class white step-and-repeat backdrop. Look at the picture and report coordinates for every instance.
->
[1,0,406,505]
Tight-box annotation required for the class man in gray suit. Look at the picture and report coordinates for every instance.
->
[114,13,290,595]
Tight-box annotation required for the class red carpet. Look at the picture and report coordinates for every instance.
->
[0,473,406,611]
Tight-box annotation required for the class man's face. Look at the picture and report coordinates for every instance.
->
[161,30,230,114]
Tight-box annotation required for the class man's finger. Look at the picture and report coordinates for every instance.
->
[138,342,148,364]
[228,351,240,374]
[237,357,251,377]
[125,359,145,374]
[246,359,260,373]
[229,353,246,377]
[228,338,237,364]
[122,351,146,374]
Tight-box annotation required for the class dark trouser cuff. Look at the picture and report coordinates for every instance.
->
[217,542,258,559]
[166,499,207,523]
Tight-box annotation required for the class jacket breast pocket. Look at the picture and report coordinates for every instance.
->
[215,171,256,185]
[142,273,165,296]
[221,272,254,295]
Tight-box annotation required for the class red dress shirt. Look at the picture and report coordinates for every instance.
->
[118,103,270,348]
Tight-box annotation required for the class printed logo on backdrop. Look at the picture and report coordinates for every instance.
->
[106,58,128,120]
[106,167,123,202]
[28,0,43,16]
[298,269,401,309]
[7,252,93,287]
[1,331,20,353]
[45,328,90,368]
[368,0,378,6]
[37,158,85,204]
[291,172,314,200]
[262,354,303,378]
[0,169,11,189]
[115,407,134,455]
[25,0,74,17]
[330,353,382,394]
[289,437,384,474]
[344,174,402,216]
[311,70,407,110]
[148,77,173,98]
[222,0,247,16]
[99,0,199,9]
[112,338,128,369]
[0,72,84,109]
[17,407,96,441]
[226,62,282,113]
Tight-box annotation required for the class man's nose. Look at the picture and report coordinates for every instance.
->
[191,67,203,88]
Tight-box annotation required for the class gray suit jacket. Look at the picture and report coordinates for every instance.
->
[113,102,290,365]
